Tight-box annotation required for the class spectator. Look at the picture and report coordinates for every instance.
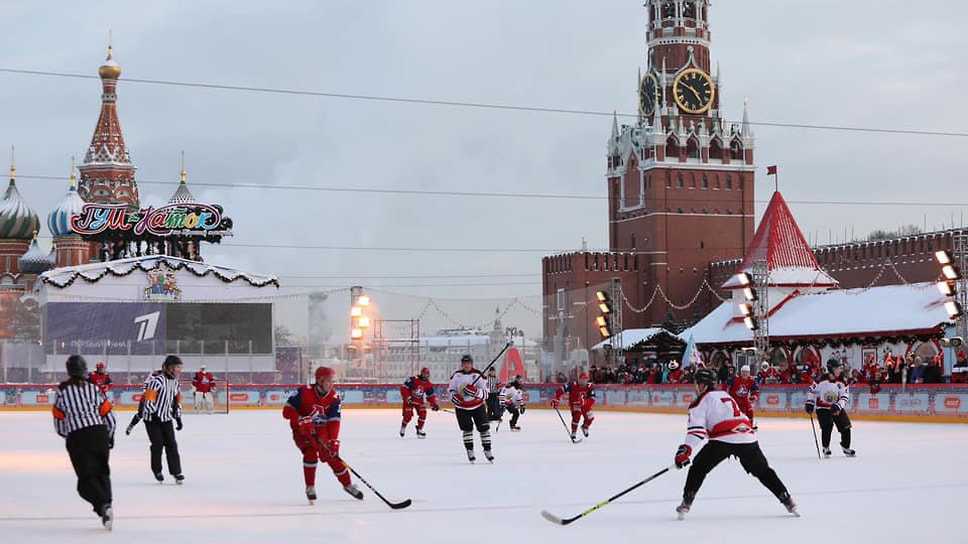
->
[717,361,734,384]
[952,351,968,384]
[922,355,943,384]
[909,356,925,384]
[647,365,661,384]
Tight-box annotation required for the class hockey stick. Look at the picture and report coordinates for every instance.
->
[468,342,512,388]
[315,435,412,510]
[553,406,582,443]
[808,412,822,460]
[541,465,674,525]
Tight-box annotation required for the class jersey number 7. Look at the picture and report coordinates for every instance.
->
[720,397,741,417]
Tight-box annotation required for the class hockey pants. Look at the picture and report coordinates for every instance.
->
[506,404,521,427]
[293,433,350,487]
[570,403,594,433]
[455,405,491,451]
[194,391,214,412]
[683,441,789,501]
[144,420,182,476]
[816,409,851,449]
[66,425,113,514]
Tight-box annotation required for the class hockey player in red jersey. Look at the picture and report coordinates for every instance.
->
[191,365,216,413]
[399,367,439,438]
[282,366,362,504]
[674,368,797,519]
[724,365,759,427]
[87,362,113,394]
[552,371,596,440]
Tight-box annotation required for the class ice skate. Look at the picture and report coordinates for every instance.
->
[174,473,185,485]
[154,473,164,484]
[780,493,799,517]
[676,495,694,521]
[581,426,590,438]
[466,449,476,463]
[305,485,317,505]
[483,449,494,463]
[842,447,856,457]
[510,425,521,432]
[99,503,113,531]
[343,483,364,500]
[416,429,426,439]
[570,431,577,441]
[822,447,832,457]
[399,425,406,438]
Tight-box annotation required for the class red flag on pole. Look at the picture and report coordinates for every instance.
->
[766,165,777,175]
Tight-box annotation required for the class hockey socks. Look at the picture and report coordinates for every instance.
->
[303,461,317,486]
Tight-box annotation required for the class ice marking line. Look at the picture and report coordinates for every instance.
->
[0,482,965,524]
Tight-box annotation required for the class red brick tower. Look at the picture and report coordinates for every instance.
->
[607,0,755,323]
[77,45,139,206]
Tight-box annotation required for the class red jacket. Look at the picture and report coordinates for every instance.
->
[555,381,596,409]
[400,376,437,407]
[282,385,342,441]
[192,372,216,393]
[87,372,112,393]
[724,376,758,406]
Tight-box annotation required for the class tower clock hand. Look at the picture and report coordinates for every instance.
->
[681,83,702,101]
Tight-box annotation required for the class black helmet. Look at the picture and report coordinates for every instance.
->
[65,355,87,379]
[694,368,717,388]
[460,354,473,364]
[163,355,183,369]
[827,358,841,373]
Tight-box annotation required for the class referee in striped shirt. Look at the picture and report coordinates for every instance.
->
[52,355,116,531]
[139,355,185,483]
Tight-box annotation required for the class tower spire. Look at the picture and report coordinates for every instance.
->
[741,97,754,140]
[9,144,14,181]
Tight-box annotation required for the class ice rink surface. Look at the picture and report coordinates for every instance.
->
[1,408,965,543]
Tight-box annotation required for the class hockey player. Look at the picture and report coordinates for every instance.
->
[87,362,113,395]
[53,355,116,530]
[724,365,759,427]
[552,371,595,440]
[499,376,526,431]
[805,359,856,457]
[399,367,440,438]
[283,366,362,504]
[448,354,493,463]
[758,362,781,384]
[674,368,797,519]
[191,365,216,414]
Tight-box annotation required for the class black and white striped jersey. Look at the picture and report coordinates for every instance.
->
[486,375,502,393]
[52,381,116,438]
[140,372,183,422]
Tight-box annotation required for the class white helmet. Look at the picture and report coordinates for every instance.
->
[668,360,679,370]
[740,365,751,375]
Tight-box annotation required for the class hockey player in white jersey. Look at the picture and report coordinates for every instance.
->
[805,359,856,457]
[448,355,493,463]
[499,376,526,431]
[674,368,797,519]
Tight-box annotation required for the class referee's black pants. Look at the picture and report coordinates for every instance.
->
[683,441,788,500]
[66,425,112,514]
[145,420,182,476]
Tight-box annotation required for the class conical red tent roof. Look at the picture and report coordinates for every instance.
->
[723,191,837,288]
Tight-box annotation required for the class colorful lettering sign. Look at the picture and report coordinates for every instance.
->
[70,202,228,237]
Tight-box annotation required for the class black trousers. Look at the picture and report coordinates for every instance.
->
[683,441,788,500]
[144,420,182,476]
[486,394,501,420]
[455,405,491,451]
[507,404,521,426]
[65,425,112,514]
[816,409,851,449]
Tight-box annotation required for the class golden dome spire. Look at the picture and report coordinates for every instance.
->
[70,156,77,189]
[9,144,14,181]
[180,150,187,183]
[99,42,122,79]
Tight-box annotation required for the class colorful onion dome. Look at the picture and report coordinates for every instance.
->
[48,173,85,237]
[19,233,53,274]
[0,164,39,240]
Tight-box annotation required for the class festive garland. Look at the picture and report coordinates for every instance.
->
[40,256,279,289]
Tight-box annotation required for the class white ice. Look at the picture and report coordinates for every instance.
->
[1,409,965,543]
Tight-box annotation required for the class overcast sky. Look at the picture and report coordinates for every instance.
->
[3,0,967,338]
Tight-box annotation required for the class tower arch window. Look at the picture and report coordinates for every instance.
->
[709,138,724,160]
[686,137,700,160]
[662,0,676,19]
[666,138,679,160]
[725,176,733,190]
[701,174,708,189]
[730,140,743,160]
[631,234,637,250]
[677,174,684,188]
[666,173,672,188]
[683,1,697,19]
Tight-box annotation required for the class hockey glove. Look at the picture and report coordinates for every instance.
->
[805,403,814,414]
[451,394,464,408]
[461,384,479,399]
[175,417,183,431]
[830,404,842,416]
[675,444,692,469]
[431,403,440,412]
[519,404,526,415]
[327,439,340,458]
[550,398,560,409]
[297,416,315,438]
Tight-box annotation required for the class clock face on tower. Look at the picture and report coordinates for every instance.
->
[673,68,715,114]
[639,72,662,116]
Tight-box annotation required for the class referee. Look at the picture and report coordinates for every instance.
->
[140,355,185,483]
[52,355,116,531]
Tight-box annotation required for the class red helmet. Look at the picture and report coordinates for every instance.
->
[420,367,431,377]
[578,371,589,380]
[96,362,105,370]
[315,366,336,383]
